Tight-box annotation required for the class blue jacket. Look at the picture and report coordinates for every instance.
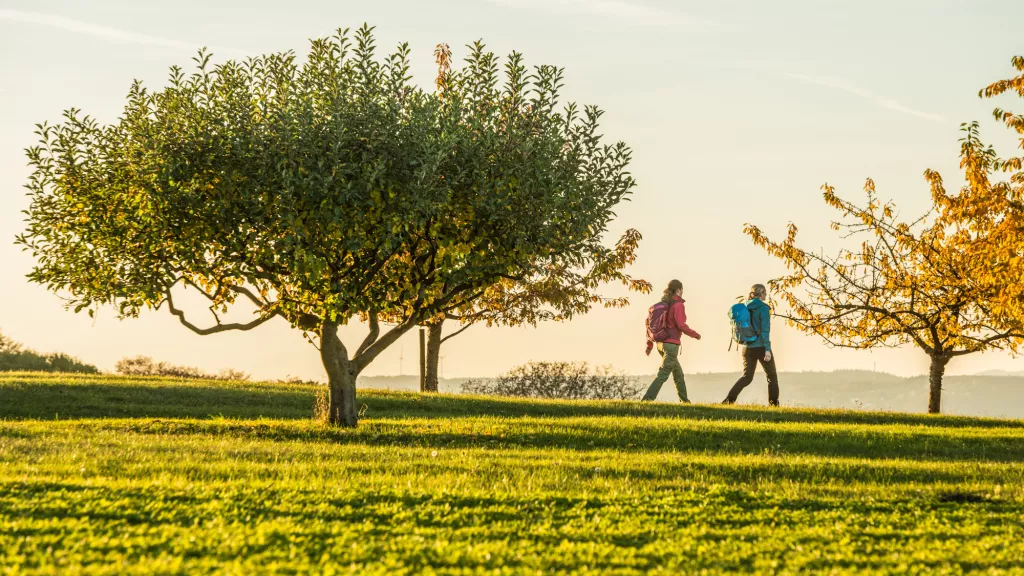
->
[745,299,772,351]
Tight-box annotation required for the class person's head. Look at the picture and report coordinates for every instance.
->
[749,283,767,301]
[662,279,683,302]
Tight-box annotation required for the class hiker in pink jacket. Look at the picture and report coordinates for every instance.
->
[643,279,701,402]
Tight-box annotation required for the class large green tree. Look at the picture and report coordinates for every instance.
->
[17,27,637,426]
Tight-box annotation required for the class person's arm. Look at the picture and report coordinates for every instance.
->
[674,302,701,340]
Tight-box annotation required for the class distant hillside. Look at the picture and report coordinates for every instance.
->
[358,370,1024,419]
[975,369,1024,377]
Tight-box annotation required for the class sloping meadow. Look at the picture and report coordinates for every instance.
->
[1,373,1023,574]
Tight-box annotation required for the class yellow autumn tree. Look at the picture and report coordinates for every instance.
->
[927,56,1024,322]
[747,56,1024,414]
[747,177,1024,413]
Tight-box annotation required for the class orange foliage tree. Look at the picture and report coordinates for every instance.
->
[746,176,1024,414]
[746,57,1024,414]
[927,56,1024,319]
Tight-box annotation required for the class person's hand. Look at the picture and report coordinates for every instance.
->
[764,351,773,362]
[694,333,702,341]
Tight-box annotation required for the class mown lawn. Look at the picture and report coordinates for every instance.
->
[1,372,1023,574]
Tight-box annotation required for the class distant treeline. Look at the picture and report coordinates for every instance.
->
[0,331,97,374]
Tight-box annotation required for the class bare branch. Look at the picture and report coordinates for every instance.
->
[162,288,279,336]
[439,322,474,344]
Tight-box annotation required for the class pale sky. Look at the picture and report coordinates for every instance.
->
[1,0,1023,381]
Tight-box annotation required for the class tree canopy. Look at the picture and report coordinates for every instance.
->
[17,26,638,426]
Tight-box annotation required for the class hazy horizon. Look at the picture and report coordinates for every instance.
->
[357,370,1024,419]
[3,0,1024,381]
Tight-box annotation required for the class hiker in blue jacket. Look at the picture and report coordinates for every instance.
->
[723,284,779,406]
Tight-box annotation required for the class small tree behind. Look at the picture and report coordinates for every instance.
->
[416,42,648,392]
[421,228,651,392]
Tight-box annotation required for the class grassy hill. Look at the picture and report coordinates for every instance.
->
[2,372,1023,574]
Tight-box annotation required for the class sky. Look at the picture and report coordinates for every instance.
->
[1,0,1023,381]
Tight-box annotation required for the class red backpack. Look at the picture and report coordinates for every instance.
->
[646,300,677,343]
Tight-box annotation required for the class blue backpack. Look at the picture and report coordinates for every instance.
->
[728,302,758,351]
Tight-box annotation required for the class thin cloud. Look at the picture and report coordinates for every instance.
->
[0,9,248,56]
[784,72,944,123]
[485,0,696,28]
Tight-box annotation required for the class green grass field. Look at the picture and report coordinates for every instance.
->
[2,372,1023,574]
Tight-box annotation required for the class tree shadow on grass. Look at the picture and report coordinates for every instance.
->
[364,391,1024,430]
[17,415,1024,463]
[0,382,313,420]
[3,378,1023,431]
[323,418,1024,462]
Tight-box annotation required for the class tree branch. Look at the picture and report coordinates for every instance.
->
[439,322,474,344]
[162,288,279,336]
[355,310,380,357]
[949,330,1024,356]
[227,284,271,308]
[353,315,420,373]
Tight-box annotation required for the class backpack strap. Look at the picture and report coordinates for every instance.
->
[747,301,770,338]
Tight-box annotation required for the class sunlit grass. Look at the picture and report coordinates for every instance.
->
[1,372,1022,574]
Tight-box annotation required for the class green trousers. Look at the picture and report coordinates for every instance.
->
[643,342,689,402]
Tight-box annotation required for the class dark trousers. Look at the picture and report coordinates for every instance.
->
[725,346,779,405]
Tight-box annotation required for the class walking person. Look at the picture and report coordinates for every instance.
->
[643,279,701,402]
[723,284,779,406]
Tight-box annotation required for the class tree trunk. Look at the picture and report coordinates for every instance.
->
[927,353,950,415]
[423,321,443,392]
[320,321,359,427]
